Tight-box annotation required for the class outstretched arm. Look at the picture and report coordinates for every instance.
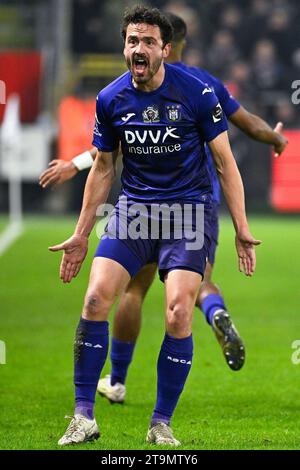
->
[49,149,118,283]
[208,131,262,276]
[39,147,98,188]
[229,106,288,157]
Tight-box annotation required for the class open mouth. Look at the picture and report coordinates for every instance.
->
[133,57,148,75]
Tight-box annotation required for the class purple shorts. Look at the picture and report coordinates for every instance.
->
[95,195,214,282]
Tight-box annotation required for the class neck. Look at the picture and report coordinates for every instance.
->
[166,51,182,64]
[132,62,166,92]
[166,43,183,64]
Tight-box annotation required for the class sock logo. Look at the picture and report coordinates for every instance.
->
[167,355,192,365]
[74,340,103,349]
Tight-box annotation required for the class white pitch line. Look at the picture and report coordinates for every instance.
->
[0,221,24,256]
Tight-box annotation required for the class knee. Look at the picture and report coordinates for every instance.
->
[166,299,193,337]
[83,283,116,320]
[83,292,102,318]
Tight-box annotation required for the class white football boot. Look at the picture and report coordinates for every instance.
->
[58,414,100,446]
[146,422,181,446]
[97,374,126,403]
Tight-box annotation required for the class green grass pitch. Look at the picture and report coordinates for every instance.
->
[0,215,299,450]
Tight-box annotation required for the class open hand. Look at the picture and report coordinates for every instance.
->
[235,229,262,277]
[49,234,88,283]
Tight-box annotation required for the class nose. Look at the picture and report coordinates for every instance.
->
[135,41,146,55]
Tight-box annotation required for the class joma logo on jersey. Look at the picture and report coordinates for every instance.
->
[167,356,192,365]
[125,127,180,144]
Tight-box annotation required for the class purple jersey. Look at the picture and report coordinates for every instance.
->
[172,63,241,203]
[92,63,228,203]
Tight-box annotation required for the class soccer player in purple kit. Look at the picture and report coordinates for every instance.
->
[50,6,261,446]
[40,12,288,405]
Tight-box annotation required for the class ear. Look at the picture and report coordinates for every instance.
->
[163,43,171,59]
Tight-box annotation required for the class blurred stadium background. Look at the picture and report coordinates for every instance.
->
[0,0,300,451]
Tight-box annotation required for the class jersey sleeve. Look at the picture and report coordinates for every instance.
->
[92,94,120,152]
[206,72,240,117]
[195,89,229,142]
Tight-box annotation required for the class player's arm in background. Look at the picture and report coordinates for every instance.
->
[229,106,288,157]
[39,147,97,188]
[197,88,261,276]
[206,71,288,157]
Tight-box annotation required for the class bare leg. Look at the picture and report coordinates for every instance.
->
[195,262,220,308]
[97,262,157,399]
[83,257,131,321]
[165,269,201,338]
[113,262,157,342]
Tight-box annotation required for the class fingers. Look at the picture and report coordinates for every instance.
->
[49,242,66,252]
[60,259,81,283]
[238,237,262,248]
[48,160,59,167]
[241,255,251,276]
[73,264,82,278]
[246,248,256,276]
[39,161,61,187]
[41,175,60,188]
[238,245,257,277]
[273,122,288,158]
[239,255,251,276]
[274,121,283,134]
[238,256,243,273]
[274,147,284,158]
[39,169,51,184]
[249,249,256,275]
[249,238,262,246]
[62,261,73,283]
[39,169,59,188]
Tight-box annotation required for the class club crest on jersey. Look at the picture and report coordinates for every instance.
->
[166,105,181,122]
[142,105,160,123]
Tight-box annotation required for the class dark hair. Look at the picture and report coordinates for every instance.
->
[164,12,187,43]
[121,5,173,47]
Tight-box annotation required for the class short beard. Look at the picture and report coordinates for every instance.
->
[126,55,163,84]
